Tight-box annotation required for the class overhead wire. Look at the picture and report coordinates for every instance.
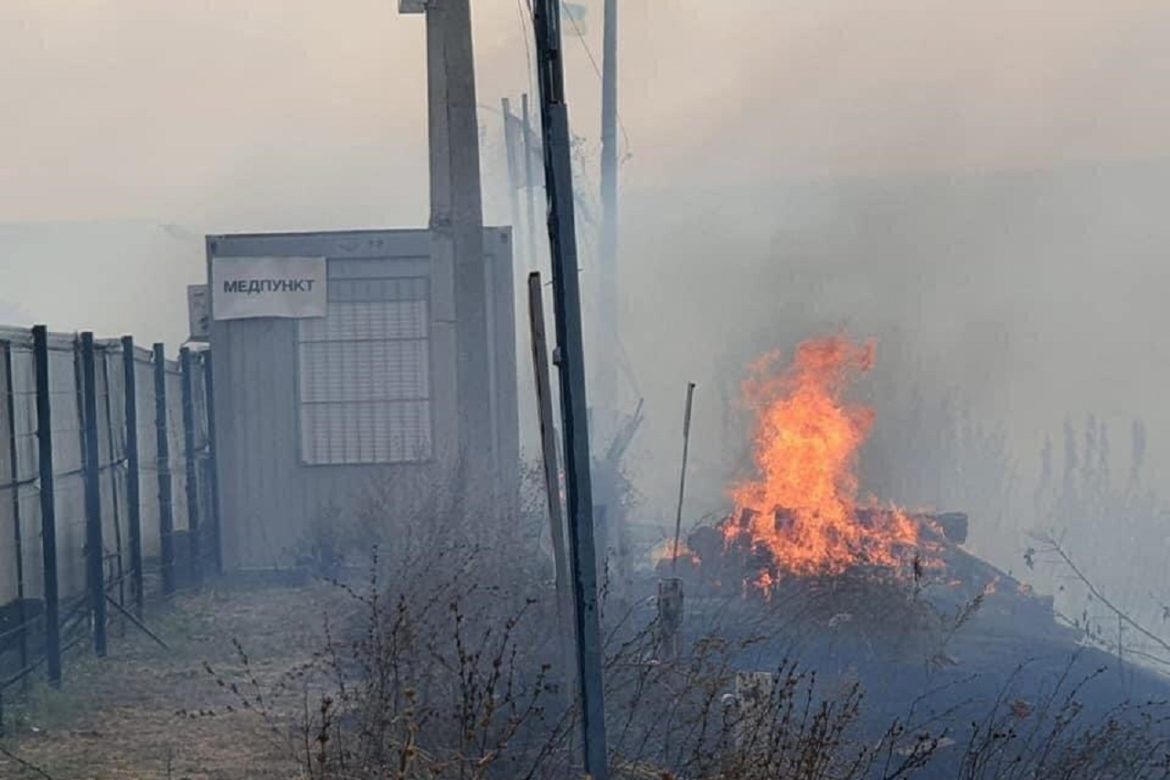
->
[561,3,633,160]
[515,0,537,102]
[522,1,634,161]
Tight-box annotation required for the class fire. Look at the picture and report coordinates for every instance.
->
[722,336,920,581]
[651,538,700,569]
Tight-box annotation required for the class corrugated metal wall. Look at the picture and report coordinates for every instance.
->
[207,228,519,570]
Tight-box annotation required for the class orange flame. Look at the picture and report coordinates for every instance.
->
[650,538,700,569]
[723,336,920,580]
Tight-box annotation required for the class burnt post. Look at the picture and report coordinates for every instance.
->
[79,332,108,657]
[179,348,201,584]
[656,578,684,661]
[526,272,574,700]
[32,326,62,685]
[201,350,223,574]
[153,344,175,595]
[121,337,144,617]
[734,671,777,751]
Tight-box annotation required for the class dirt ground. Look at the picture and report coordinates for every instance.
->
[0,578,352,780]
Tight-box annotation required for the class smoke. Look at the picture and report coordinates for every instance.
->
[3,0,1170,588]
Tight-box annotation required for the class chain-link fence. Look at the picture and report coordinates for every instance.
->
[0,325,220,729]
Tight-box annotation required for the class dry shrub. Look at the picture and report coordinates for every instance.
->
[210,482,1170,780]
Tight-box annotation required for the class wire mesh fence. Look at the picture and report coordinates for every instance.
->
[0,325,219,731]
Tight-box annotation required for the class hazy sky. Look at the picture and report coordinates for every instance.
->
[3,1,1170,224]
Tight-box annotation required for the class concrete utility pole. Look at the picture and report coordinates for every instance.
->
[502,97,523,248]
[401,0,493,499]
[598,0,619,428]
[530,0,610,776]
[522,93,540,271]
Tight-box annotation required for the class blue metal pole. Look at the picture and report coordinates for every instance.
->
[530,2,609,776]
[121,336,144,618]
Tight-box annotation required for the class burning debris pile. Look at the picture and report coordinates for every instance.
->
[657,336,1056,641]
[723,338,919,586]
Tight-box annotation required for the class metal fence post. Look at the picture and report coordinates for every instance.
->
[79,332,108,657]
[153,344,175,596]
[32,326,62,685]
[121,336,144,618]
[179,348,201,585]
[201,350,223,574]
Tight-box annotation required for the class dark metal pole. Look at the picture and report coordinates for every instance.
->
[201,350,223,574]
[121,337,144,618]
[530,3,609,775]
[179,347,201,585]
[32,326,62,685]
[153,344,175,595]
[79,332,108,657]
[671,382,696,572]
[2,341,28,680]
[521,93,539,271]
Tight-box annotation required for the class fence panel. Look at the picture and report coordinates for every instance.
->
[189,355,215,575]
[96,344,130,615]
[47,341,87,606]
[9,342,41,604]
[0,340,20,687]
[0,334,41,690]
[133,352,162,599]
[1,343,17,609]
[164,363,191,583]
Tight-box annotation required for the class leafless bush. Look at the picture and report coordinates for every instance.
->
[200,542,1170,780]
[1031,415,1170,662]
[955,661,1170,779]
[206,448,1170,780]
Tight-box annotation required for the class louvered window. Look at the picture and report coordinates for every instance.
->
[297,277,432,464]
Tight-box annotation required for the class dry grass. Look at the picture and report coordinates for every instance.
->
[0,579,350,779]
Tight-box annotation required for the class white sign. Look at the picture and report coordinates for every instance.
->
[187,284,209,340]
[211,256,327,321]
